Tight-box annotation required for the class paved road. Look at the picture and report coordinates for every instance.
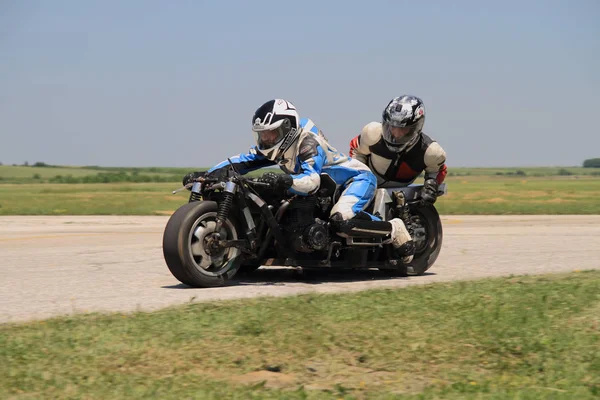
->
[1,215,599,323]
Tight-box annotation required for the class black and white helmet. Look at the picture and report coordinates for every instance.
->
[381,95,425,152]
[251,99,300,162]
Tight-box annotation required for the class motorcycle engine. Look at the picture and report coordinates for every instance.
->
[280,197,330,253]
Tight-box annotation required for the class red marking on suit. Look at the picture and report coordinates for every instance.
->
[437,164,447,184]
[395,162,419,181]
[349,135,359,158]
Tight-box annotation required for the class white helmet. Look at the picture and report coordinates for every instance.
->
[381,95,425,153]
[251,99,300,161]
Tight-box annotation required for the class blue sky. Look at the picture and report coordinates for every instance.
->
[1,0,598,168]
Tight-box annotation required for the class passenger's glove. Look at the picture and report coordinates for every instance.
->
[420,178,439,205]
[258,172,293,192]
[182,171,206,187]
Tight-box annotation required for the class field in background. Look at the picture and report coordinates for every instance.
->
[0,164,268,184]
[0,165,187,184]
[1,176,599,215]
[2,270,599,399]
[2,164,599,184]
[448,166,600,177]
[438,175,600,214]
[1,165,599,215]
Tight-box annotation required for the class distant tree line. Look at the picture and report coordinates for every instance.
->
[48,172,180,183]
[2,161,58,167]
[583,158,600,168]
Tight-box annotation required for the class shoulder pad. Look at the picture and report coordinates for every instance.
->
[359,122,383,146]
[424,142,447,169]
[298,135,320,161]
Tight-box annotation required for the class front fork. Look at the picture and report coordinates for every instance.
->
[213,181,260,256]
[188,181,203,202]
[212,181,237,240]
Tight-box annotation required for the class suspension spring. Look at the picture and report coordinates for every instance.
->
[217,191,234,222]
[189,191,202,202]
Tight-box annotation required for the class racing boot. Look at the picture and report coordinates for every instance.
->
[389,218,415,264]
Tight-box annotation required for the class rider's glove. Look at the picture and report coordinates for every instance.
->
[420,178,439,205]
[182,171,206,188]
[258,172,293,192]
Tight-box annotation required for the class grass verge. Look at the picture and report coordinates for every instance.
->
[0,183,190,215]
[2,271,599,399]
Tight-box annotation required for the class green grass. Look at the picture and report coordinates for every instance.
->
[2,271,599,399]
[435,175,600,214]
[1,175,599,215]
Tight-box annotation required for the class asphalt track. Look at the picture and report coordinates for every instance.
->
[1,215,599,323]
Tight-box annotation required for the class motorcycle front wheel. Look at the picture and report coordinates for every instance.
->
[162,201,242,288]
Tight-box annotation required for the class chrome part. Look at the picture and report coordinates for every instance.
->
[247,192,266,207]
[346,237,384,246]
[409,215,428,252]
[224,181,237,194]
[372,188,392,219]
[191,182,202,193]
[242,207,255,230]
[187,211,240,276]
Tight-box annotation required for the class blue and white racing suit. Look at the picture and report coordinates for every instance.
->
[207,118,380,221]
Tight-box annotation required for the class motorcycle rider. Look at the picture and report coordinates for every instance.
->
[183,98,416,262]
[349,95,447,206]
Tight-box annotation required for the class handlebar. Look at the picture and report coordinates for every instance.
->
[195,176,273,189]
[246,179,271,187]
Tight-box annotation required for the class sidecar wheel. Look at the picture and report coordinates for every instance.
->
[405,205,443,276]
[163,201,242,288]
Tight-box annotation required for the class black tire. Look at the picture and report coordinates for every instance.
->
[162,201,242,288]
[405,205,443,276]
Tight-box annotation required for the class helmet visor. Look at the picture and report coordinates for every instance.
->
[383,123,418,147]
[252,117,292,151]
[255,128,285,150]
